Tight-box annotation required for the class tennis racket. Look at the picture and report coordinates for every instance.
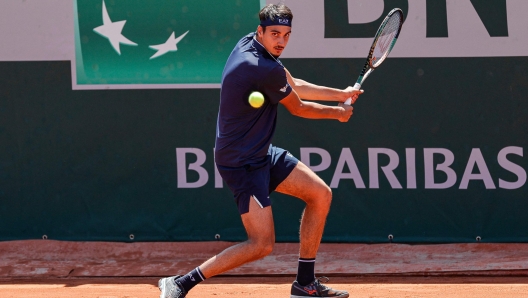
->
[345,8,404,105]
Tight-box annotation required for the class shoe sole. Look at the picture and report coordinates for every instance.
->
[158,278,166,298]
[290,295,349,298]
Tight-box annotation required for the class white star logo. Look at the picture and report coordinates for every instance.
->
[149,31,189,59]
[93,0,138,55]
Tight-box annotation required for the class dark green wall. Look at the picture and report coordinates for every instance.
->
[0,56,527,242]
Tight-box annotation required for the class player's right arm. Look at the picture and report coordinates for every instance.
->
[279,88,353,122]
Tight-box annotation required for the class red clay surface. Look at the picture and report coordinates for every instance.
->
[2,240,528,297]
[2,276,528,298]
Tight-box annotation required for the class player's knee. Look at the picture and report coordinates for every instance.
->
[259,241,274,258]
[318,185,332,209]
[305,184,332,211]
[251,239,274,259]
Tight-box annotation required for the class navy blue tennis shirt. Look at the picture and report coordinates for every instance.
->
[215,32,293,167]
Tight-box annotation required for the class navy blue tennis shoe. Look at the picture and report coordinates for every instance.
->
[291,277,349,297]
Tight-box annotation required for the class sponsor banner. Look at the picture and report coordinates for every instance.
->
[176,146,526,190]
[72,0,261,89]
[1,0,527,89]
[280,0,528,58]
[3,0,528,63]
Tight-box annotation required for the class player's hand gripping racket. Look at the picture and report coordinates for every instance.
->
[345,8,404,105]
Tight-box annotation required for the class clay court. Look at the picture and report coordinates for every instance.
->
[2,276,528,298]
[2,240,528,297]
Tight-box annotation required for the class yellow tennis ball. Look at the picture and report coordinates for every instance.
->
[248,91,265,108]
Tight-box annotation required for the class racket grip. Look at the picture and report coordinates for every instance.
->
[344,83,362,105]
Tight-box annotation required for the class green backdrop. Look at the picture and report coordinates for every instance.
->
[0,56,526,243]
[0,0,527,243]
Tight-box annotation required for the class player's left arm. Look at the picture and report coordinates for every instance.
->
[279,88,353,123]
[284,68,363,104]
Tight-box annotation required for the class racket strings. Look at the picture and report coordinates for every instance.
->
[372,12,402,67]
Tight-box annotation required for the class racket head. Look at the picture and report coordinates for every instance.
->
[368,8,403,69]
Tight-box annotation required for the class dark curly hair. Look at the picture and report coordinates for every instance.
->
[259,4,293,31]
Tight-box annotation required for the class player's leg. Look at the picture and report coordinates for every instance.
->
[276,161,330,259]
[275,161,349,297]
[159,195,275,298]
[199,196,275,277]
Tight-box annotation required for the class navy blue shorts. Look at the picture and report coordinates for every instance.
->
[216,145,299,214]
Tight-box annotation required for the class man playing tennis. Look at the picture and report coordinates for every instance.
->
[159,4,363,298]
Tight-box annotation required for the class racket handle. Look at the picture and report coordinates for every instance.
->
[344,83,362,105]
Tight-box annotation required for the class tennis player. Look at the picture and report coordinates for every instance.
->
[159,4,363,298]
